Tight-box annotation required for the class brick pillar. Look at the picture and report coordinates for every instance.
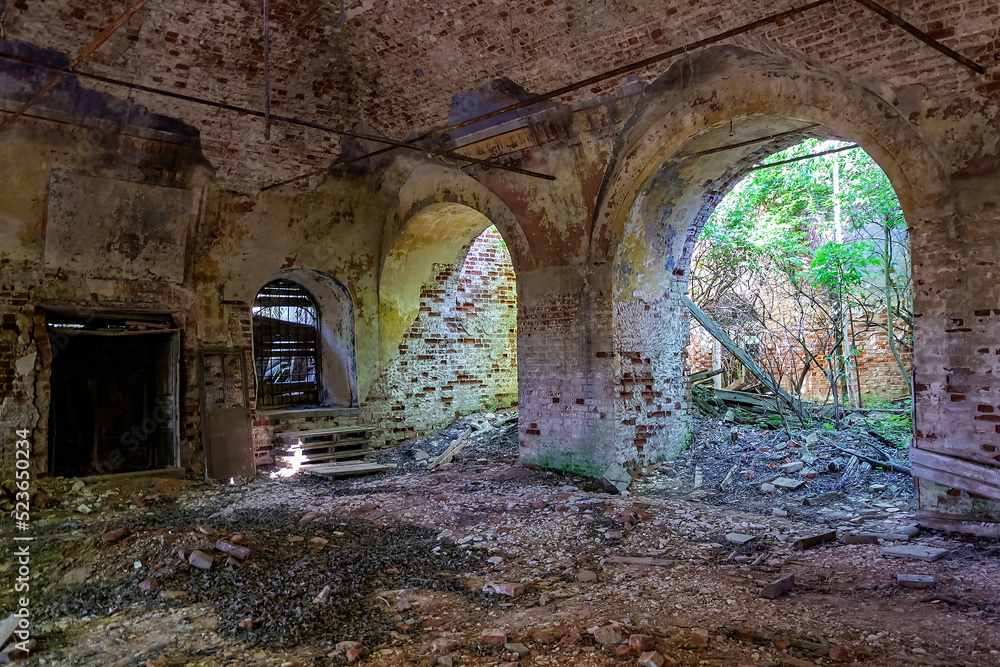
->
[517,267,616,477]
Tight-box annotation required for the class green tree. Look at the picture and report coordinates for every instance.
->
[690,138,912,416]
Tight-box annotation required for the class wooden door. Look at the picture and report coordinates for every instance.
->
[200,349,255,480]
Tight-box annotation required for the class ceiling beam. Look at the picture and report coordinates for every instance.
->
[677,125,820,160]
[748,143,859,171]
[0,52,556,182]
[343,0,836,165]
[0,0,149,134]
[851,0,985,75]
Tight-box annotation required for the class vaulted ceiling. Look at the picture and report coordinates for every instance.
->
[1,0,996,191]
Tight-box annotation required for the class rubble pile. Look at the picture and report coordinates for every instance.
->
[1,408,998,666]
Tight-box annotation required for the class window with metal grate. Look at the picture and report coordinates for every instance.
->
[252,279,320,408]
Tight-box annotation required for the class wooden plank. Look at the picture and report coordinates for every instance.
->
[912,464,1000,503]
[277,449,372,465]
[915,512,1000,538]
[683,297,806,421]
[427,429,472,470]
[713,389,779,411]
[689,368,725,383]
[278,425,373,441]
[282,438,368,453]
[910,448,1000,501]
[792,531,837,550]
[304,462,390,478]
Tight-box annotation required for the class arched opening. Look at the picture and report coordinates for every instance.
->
[691,140,913,403]
[688,137,913,434]
[252,280,322,408]
[371,202,518,446]
[251,270,358,412]
[589,46,953,477]
[611,115,921,464]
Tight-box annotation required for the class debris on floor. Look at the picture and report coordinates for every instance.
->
[3,408,998,666]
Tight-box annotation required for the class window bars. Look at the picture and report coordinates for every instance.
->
[252,280,320,408]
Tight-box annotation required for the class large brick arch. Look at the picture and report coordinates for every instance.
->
[586,45,955,467]
[592,45,953,263]
[378,159,530,370]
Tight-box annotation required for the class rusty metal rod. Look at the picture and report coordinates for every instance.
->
[344,0,836,165]
[0,0,149,133]
[748,143,859,170]
[678,124,820,160]
[261,167,330,191]
[262,0,272,140]
[0,51,556,181]
[851,0,985,75]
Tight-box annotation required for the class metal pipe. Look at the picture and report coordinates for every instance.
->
[851,0,985,75]
[0,52,556,181]
[748,143,859,170]
[678,125,820,160]
[0,0,149,133]
[262,0,272,140]
[344,0,836,165]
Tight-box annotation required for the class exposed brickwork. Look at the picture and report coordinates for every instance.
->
[2,1,998,191]
[364,227,517,447]
[687,314,913,401]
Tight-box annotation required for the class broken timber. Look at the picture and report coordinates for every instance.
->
[683,297,807,421]
[689,368,725,383]
[427,429,472,470]
[910,447,1000,502]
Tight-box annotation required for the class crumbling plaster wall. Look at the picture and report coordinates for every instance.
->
[0,1,998,530]
[0,111,212,476]
[366,227,517,446]
[589,45,1000,520]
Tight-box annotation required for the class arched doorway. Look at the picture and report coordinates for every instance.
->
[589,46,954,484]
[370,202,519,446]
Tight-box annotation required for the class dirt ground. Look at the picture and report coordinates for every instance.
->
[2,411,999,667]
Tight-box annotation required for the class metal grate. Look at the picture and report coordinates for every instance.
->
[252,280,320,408]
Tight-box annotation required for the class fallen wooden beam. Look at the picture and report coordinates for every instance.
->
[689,368,725,383]
[683,297,807,421]
[427,429,472,470]
[829,443,912,474]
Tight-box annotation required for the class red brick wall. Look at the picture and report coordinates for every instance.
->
[364,227,517,446]
[687,312,912,401]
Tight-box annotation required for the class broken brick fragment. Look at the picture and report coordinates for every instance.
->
[481,628,507,645]
[483,581,525,597]
[188,550,213,570]
[215,539,250,560]
[102,527,127,543]
[629,634,656,652]
[638,651,666,667]
[688,628,709,648]
[829,645,855,662]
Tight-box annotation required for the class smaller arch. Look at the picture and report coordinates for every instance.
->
[251,269,358,410]
[379,201,507,367]
[388,158,532,274]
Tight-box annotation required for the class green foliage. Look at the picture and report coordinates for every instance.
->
[694,138,913,408]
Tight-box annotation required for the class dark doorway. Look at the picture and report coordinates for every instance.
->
[48,316,178,477]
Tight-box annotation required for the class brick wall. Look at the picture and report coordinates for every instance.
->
[363,226,517,447]
[687,312,912,402]
[517,283,617,477]
[5,1,998,193]
[248,226,518,456]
